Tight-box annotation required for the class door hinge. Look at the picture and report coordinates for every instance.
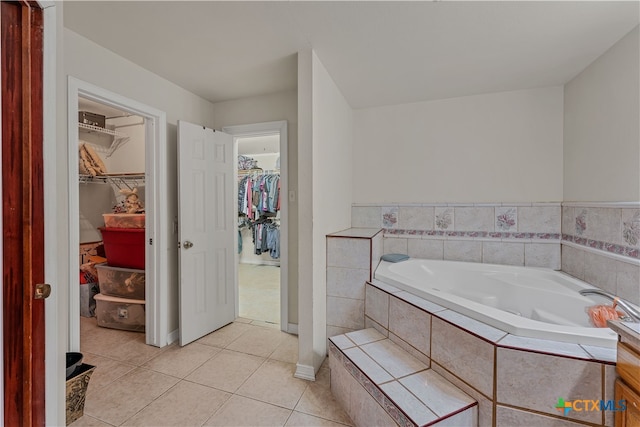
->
[149,238,153,245]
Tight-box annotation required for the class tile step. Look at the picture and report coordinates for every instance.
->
[329,328,477,427]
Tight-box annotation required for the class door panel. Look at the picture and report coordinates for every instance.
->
[1,2,45,425]
[178,121,235,346]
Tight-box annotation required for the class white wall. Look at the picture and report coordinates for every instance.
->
[211,90,298,323]
[564,26,640,202]
[353,87,564,204]
[104,115,146,173]
[61,27,217,340]
[297,50,354,377]
[296,50,314,378]
[311,52,354,368]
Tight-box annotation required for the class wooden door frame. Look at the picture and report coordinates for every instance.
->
[1,1,46,424]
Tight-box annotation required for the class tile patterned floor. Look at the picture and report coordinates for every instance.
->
[238,263,280,325]
[71,317,353,427]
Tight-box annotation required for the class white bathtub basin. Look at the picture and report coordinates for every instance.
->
[374,259,622,348]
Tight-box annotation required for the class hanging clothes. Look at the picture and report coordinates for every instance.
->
[249,218,280,259]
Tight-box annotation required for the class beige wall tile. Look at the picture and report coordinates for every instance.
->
[604,364,617,427]
[329,355,353,420]
[583,251,617,294]
[388,332,431,366]
[586,208,621,244]
[383,237,409,255]
[431,317,494,398]
[327,267,369,300]
[327,296,364,330]
[408,239,444,259]
[496,348,602,424]
[525,243,561,269]
[398,206,435,230]
[454,207,494,232]
[518,206,561,234]
[364,316,389,337]
[561,244,585,280]
[444,240,482,263]
[482,241,524,266]
[562,206,575,235]
[365,285,390,328]
[430,362,493,427]
[496,405,592,426]
[389,297,431,356]
[349,377,398,427]
[327,238,371,269]
[617,260,640,305]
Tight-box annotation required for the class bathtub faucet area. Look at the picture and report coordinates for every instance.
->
[579,288,640,322]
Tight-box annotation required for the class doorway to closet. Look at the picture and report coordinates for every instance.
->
[77,96,148,350]
[224,121,289,333]
[68,77,168,352]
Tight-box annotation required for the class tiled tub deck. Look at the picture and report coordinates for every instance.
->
[346,279,619,427]
[329,328,478,427]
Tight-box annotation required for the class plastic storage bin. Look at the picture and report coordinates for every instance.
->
[102,213,145,229]
[98,227,145,269]
[94,293,145,332]
[96,263,145,300]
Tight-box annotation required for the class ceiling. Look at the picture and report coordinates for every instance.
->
[63,1,639,109]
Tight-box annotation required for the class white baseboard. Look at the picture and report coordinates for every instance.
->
[167,328,179,345]
[287,323,298,335]
[294,363,316,381]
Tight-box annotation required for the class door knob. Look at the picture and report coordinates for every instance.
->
[34,283,51,299]
[183,241,194,249]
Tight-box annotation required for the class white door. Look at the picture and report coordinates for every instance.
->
[177,120,235,346]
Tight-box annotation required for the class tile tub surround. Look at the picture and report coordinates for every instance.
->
[326,229,384,339]
[361,280,617,426]
[561,203,640,305]
[328,329,477,427]
[352,203,562,269]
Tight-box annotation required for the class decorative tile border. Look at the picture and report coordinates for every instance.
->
[329,342,415,427]
[384,228,560,241]
[562,234,640,259]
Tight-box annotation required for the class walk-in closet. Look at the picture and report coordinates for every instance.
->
[77,96,148,345]
[237,135,281,325]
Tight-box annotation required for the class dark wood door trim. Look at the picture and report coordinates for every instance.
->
[1,1,45,425]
